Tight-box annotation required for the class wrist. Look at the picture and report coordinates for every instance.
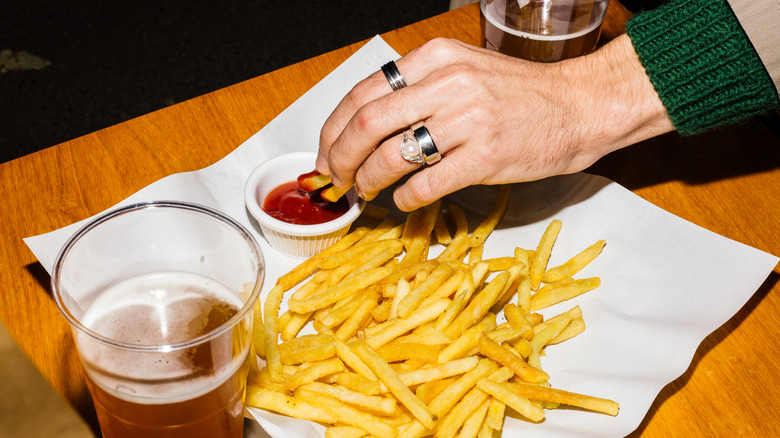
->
[563,34,674,162]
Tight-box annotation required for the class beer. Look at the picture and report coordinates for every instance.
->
[78,271,252,438]
[480,0,608,62]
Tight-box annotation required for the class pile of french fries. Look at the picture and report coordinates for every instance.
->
[247,185,618,437]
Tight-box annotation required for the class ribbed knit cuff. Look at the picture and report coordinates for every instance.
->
[626,0,779,135]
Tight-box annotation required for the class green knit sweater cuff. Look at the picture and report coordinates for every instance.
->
[625,0,779,135]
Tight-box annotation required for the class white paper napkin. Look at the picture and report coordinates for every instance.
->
[24,36,779,438]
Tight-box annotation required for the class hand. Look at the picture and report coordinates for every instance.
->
[317,36,673,211]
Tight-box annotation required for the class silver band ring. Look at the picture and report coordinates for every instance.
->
[381,61,407,91]
[413,126,441,165]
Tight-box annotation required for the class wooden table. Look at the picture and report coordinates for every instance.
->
[1,3,779,437]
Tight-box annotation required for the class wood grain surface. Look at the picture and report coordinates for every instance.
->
[1,3,779,437]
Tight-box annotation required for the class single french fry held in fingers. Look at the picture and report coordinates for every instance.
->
[297,169,333,192]
[246,186,616,436]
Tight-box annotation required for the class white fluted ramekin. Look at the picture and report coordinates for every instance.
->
[244,151,364,258]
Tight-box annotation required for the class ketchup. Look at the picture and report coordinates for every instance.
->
[262,181,349,225]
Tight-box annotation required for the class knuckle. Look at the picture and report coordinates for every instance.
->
[352,104,382,135]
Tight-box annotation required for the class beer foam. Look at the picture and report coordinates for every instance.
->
[78,271,249,404]
[482,2,604,41]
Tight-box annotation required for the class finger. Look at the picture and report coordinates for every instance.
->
[318,39,476,178]
[351,130,421,201]
[353,119,460,200]
[391,145,486,211]
[318,56,424,175]
[326,62,482,188]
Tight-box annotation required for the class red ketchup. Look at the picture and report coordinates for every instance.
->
[262,181,349,225]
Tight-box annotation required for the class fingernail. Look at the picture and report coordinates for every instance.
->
[355,185,366,200]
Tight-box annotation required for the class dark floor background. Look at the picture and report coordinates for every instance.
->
[0,0,451,164]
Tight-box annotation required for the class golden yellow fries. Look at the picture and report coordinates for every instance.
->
[248,185,617,437]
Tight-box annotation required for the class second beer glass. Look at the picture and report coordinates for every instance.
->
[480,0,610,62]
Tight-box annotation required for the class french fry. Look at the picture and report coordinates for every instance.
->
[280,311,312,341]
[503,303,535,340]
[245,387,336,424]
[252,299,265,358]
[317,296,363,328]
[444,271,509,339]
[328,372,382,395]
[280,339,336,365]
[531,313,571,353]
[478,334,549,383]
[435,366,514,437]
[476,379,545,422]
[420,267,465,307]
[436,232,471,262]
[532,305,582,334]
[325,426,367,438]
[361,204,392,221]
[284,357,346,391]
[469,184,511,247]
[390,278,411,319]
[394,356,479,389]
[415,377,456,404]
[433,209,452,245]
[263,284,287,382]
[394,327,451,346]
[321,184,351,202]
[438,314,496,363]
[484,256,515,271]
[548,317,586,345]
[295,390,397,438]
[318,238,402,271]
[366,298,451,350]
[288,267,392,313]
[277,227,370,290]
[468,244,484,264]
[298,381,400,417]
[529,219,562,290]
[350,340,437,429]
[248,367,288,394]
[530,277,601,311]
[369,298,392,323]
[486,396,506,430]
[543,239,606,283]
[297,170,333,192]
[460,399,490,438]
[335,290,379,340]
[434,271,477,332]
[377,342,442,364]
[401,200,440,265]
[504,381,620,416]
[397,263,454,318]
